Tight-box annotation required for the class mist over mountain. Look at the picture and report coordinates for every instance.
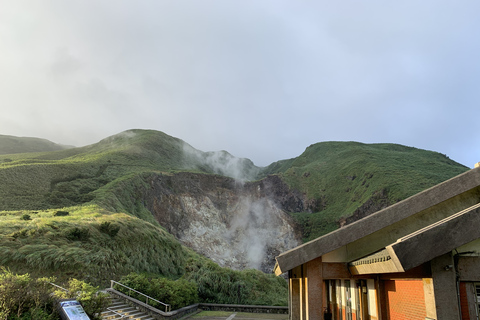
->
[0,129,469,278]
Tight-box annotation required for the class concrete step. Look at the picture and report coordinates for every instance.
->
[101,297,155,320]
[109,306,136,313]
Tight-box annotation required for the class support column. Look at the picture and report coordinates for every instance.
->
[431,252,460,320]
[306,257,324,320]
[423,278,437,320]
[290,266,304,320]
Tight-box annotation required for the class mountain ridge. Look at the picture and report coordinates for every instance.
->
[0,134,73,155]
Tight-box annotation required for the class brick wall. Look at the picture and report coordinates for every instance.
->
[383,280,427,320]
[459,282,479,320]
[459,282,470,320]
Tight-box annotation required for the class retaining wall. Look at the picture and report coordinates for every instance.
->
[106,288,288,319]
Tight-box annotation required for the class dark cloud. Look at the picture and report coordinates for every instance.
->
[1,1,479,167]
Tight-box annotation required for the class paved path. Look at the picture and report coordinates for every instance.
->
[188,311,288,320]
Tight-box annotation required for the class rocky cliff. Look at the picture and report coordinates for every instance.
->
[116,172,304,273]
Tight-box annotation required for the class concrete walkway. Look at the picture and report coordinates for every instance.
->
[187,311,288,320]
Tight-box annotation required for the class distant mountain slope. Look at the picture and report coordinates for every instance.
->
[0,129,258,210]
[263,141,469,240]
[0,134,71,155]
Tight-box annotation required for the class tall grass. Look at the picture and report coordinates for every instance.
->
[0,205,190,286]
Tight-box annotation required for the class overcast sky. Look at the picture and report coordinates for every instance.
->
[1,1,479,167]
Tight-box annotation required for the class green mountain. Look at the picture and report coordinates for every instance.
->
[262,141,468,240]
[0,134,71,155]
[0,129,257,211]
[0,129,469,298]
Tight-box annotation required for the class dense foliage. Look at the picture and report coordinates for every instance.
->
[115,273,198,310]
[182,259,288,306]
[116,259,288,309]
[0,268,108,320]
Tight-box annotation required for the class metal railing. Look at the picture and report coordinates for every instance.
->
[49,282,69,293]
[105,307,127,319]
[110,280,171,312]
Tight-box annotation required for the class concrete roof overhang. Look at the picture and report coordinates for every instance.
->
[275,167,480,276]
[349,202,480,275]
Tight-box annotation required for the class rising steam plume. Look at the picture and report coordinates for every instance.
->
[181,143,299,271]
[183,143,260,182]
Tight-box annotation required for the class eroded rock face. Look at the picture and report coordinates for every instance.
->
[141,172,302,273]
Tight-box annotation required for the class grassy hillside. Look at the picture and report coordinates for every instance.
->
[263,141,469,241]
[0,204,287,306]
[0,205,189,284]
[0,134,70,155]
[0,130,191,210]
[0,129,257,210]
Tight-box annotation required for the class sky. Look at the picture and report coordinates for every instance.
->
[1,1,480,167]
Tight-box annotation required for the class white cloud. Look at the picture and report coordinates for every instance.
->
[0,0,479,166]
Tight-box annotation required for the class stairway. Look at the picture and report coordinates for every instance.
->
[101,297,155,320]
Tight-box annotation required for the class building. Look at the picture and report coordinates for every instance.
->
[275,165,480,320]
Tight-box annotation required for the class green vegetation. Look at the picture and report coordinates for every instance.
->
[0,205,191,285]
[53,278,110,319]
[263,142,468,240]
[115,273,198,310]
[0,129,222,211]
[116,259,288,309]
[183,259,288,306]
[0,204,288,307]
[0,267,108,320]
[0,135,71,155]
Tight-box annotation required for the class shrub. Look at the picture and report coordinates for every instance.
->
[20,214,31,221]
[116,273,198,310]
[183,259,288,306]
[0,270,109,320]
[53,211,69,217]
[98,221,120,237]
[53,279,109,320]
[0,267,58,320]
[65,227,90,241]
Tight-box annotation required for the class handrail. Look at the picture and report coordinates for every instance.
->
[49,282,69,293]
[106,307,127,319]
[110,280,171,312]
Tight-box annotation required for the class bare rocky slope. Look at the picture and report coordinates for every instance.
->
[109,172,306,273]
